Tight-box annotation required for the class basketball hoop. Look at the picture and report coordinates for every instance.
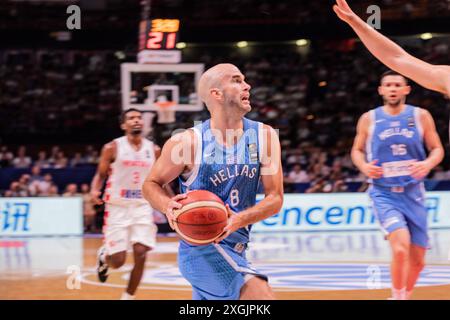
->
[155,100,176,124]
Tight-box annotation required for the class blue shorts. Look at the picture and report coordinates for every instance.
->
[369,183,428,248]
[178,239,268,300]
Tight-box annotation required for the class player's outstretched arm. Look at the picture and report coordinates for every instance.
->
[333,0,450,95]
[351,112,383,179]
[142,130,194,225]
[215,125,284,242]
[90,141,116,205]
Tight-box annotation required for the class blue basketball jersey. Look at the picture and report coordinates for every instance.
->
[179,117,262,245]
[367,105,426,187]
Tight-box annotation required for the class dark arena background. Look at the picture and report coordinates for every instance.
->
[1,0,450,303]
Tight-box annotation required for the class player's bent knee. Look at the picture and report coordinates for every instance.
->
[392,246,409,261]
[411,257,425,270]
[133,243,150,258]
[240,276,275,300]
[110,251,127,268]
[390,235,410,260]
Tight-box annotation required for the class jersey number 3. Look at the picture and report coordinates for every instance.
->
[132,171,140,185]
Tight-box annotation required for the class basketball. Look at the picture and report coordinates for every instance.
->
[172,190,229,245]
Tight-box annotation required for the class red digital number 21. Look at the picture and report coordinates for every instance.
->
[147,32,163,49]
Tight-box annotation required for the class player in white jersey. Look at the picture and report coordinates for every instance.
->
[90,108,161,300]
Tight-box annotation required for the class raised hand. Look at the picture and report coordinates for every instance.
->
[333,0,358,24]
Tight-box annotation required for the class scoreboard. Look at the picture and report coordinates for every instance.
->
[139,19,180,51]
[138,19,181,64]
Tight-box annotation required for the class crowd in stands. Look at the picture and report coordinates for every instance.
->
[0,50,121,141]
[1,36,450,200]
[0,145,100,232]
[154,0,450,24]
[2,164,98,232]
[0,145,99,169]
[2,0,447,32]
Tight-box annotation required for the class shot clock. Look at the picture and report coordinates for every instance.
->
[138,19,182,64]
[139,19,180,51]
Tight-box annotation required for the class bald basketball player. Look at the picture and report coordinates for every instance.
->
[142,63,284,300]
[333,0,450,97]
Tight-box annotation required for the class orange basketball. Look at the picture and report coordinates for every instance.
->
[172,190,228,245]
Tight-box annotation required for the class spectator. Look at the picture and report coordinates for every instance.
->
[12,146,32,168]
[286,149,303,166]
[36,173,55,196]
[70,152,86,167]
[7,181,28,197]
[63,183,81,197]
[46,185,60,197]
[4,190,14,197]
[332,179,349,192]
[0,146,14,167]
[310,163,331,180]
[305,176,328,193]
[29,165,43,182]
[34,150,51,168]
[54,151,68,169]
[29,165,45,196]
[18,174,31,197]
[321,179,335,193]
[48,146,61,167]
[286,164,310,183]
[85,150,99,165]
[83,145,95,163]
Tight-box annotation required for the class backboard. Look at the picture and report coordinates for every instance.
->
[120,63,204,112]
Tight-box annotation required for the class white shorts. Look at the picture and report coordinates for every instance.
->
[103,203,157,255]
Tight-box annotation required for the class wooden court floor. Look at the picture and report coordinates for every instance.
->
[1,235,450,300]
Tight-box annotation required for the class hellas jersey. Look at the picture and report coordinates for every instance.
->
[179,118,262,244]
[367,104,426,187]
[104,136,155,206]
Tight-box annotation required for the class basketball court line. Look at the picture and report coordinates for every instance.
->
[2,232,450,299]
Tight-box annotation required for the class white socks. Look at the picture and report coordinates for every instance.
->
[391,287,407,300]
[406,290,413,300]
[99,252,106,264]
[120,292,136,300]
[98,246,107,264]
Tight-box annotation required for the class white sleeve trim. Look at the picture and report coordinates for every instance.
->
[258,122,264,164]
[414,107,424,140]
[365,110,375,162]
[182,127,202,187]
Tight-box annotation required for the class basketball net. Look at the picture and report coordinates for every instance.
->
[155,100,176,124]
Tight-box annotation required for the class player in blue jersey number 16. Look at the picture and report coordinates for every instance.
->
[351,71,444,300]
